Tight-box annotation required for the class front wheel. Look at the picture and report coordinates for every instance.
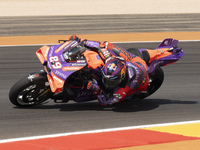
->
[9,76,52,107]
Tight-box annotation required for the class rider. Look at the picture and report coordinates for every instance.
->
[69,35,149,106]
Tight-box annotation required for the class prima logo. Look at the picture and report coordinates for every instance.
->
[77,91,95,97]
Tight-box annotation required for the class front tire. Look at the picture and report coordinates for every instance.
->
[9,76,52,107]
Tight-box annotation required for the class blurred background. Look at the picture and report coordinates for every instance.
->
[0,0,200,36]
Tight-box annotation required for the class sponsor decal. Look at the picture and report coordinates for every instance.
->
[77,60,86,63]
[55,42,70,53]
[63,41,78,51]
[62,66,84,71]
[28,74,40,81]
[52,75,64,84]
[55,70,67,79]
[49,46,54,57]
[71,63,87,66]
[101,48,110,59]
[77,91,95,97]
[128,68,134,78]
[113,94,122,99]
[132,67,140,83]
[59,54,65,63]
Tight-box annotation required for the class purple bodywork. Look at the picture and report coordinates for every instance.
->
[142,38,184,75]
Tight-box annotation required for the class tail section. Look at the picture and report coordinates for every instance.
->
[146,38,184,75]
[157,38,179,49]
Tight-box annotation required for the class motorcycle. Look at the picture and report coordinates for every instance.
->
[9,38,184,107]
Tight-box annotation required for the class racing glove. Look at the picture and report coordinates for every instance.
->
[69,35,80,42]
[107,95,121,105]
[97,91,126,106]
[84,41,112,61]
[87,79,101,95]
[97,94,108,106]
[107,86,131,105]
[97,93,120,106]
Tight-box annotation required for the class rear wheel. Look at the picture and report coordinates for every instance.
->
[148,67,164,96]
[127,48,143,58]
[9,76,52,107]
[131,67,164,100]
[127,48,164,100]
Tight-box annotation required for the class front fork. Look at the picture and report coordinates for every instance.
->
[27,70,53,103]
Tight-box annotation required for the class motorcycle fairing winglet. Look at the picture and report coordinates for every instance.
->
[36,46,50,65]
[47,72,64,93]
[157,38,178,48]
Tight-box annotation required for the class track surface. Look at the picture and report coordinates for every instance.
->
[0,41,199,140]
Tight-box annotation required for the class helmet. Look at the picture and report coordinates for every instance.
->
[102,57,126,88]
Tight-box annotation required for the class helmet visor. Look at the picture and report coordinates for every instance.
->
[102,76,122,88]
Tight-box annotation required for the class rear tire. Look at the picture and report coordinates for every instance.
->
[127,48,143,58]
[148,67,164,96]
[127,48,164,100]
[131,67,164,100]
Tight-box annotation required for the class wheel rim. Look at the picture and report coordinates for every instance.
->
[16,84,47,106]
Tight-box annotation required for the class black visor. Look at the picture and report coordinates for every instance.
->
[102,76,122,88]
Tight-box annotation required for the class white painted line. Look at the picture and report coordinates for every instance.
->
[0,120,200,144]
[0,40,200,47]
[0,44,53,47]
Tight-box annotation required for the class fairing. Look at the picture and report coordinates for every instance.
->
[139,38,184,75]
[36,41,104,100]
[36,41,87,93]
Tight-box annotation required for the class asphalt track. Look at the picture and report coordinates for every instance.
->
[0,40,199,140]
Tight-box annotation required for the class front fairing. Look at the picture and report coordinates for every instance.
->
[47,42,85,79]
[46,41,87,92]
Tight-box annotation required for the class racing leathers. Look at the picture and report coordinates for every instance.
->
[69,35,149,106]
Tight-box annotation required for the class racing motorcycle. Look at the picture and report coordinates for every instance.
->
[9,38,184,107]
